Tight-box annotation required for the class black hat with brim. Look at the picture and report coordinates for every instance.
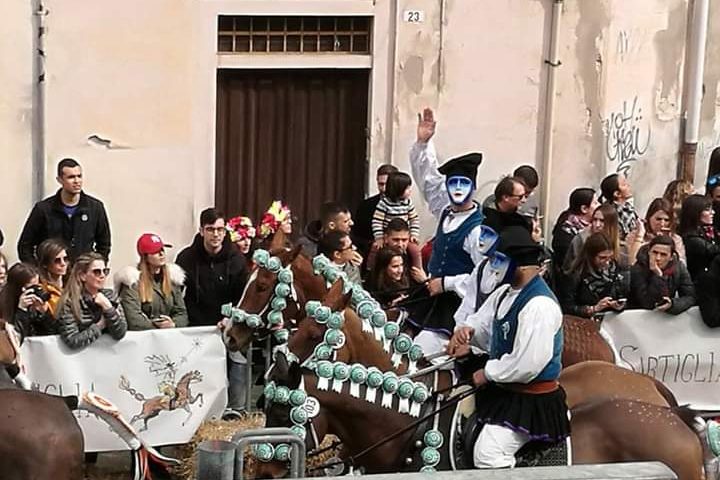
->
[498,226,543,267]
[438,152,483,185]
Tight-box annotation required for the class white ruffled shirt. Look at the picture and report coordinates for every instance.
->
[409,140,488,295]
[463,283,562,384]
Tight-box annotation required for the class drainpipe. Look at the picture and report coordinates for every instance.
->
[31,0,48,202]
[540,0,563,237]
[680,0,710,183]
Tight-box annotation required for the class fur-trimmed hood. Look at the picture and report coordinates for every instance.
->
[114,263,186,291]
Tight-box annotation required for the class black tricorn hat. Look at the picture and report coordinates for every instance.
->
[438,152,483,185]
[498,226,543,267]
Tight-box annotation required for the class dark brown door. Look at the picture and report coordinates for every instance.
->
[215,68,369,233]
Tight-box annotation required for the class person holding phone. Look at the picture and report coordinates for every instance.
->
[0,262,57,338]
[629,235,695,314]
[557,232,629,318]
[115,233,188,331]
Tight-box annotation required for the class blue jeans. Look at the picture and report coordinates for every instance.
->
[227,356,248,411]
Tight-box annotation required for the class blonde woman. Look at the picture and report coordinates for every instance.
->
[57,252,126,349]
[115,233,188,331]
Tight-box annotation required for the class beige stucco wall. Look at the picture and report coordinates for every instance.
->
[2,0,720,270]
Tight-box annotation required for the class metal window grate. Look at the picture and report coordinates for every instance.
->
[217,16,372,54]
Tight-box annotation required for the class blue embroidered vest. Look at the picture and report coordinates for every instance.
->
[490,275,563,382]
[427,206,484,277]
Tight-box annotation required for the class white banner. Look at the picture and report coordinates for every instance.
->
[20,327,227,452]
[601,307,720,410]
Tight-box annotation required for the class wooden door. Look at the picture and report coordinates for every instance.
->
[215,68,369,233]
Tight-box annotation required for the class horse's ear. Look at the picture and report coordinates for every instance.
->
[281,244,303,266]
[324,279,345,310]
[270,350,290,384]
[288,361,302,390]
[269,229,287,251]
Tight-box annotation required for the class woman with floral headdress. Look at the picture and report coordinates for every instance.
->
[257,200,293,250]
[226,215,256,263]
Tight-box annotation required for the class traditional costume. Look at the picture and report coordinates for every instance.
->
[409,141,486,353]
[465,228,569,468]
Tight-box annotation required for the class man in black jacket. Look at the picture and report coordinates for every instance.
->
[18,158,111,262]
[175,207,248,327]
[352,164,398,258]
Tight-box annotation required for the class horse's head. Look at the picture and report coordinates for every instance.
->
[225,245,304,352]
[288,279,352,364]
[188,370,203,383]
[255,349,313,479]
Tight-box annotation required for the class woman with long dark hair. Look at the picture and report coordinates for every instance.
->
[0,262,57,337]
[369,247,410,307]
[57,252,126,349]
[558,232,629,318]
[551,187,597,269]
[637,198,686,264]
[115,233,188,331]
[36,239,69,318]
[679,194,720,281]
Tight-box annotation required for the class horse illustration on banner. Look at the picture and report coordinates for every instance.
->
[119,354,205,431]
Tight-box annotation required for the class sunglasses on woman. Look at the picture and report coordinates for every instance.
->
[53,255,69,265]
[90,268,110,277]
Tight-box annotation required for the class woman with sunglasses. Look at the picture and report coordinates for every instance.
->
[36,239,69,319]
[57,252,126,349]
[115,233,188,331]
[679,194,720,281]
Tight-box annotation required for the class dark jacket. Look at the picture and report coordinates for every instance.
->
[57,288,126,349]
[629,248,695,315]
[175,235,247,326]
[17,190,111,262]
[682,230,720,281]
[353,194,381,258]
[13,307,58,339]
[697,256,720,327]
[297,220,323,258]
[482,207,532,235]
[558,263,629,318]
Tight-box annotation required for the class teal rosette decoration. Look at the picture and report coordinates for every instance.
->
[333,362,350,382]
[274,443,291,462]
[351,287,368,306]
[290,406,308,426]
[324,329,345,349]
[277,268,294,285]
[313,343,333,361]
[266,256,282,273]
[324,268,339,283]
[316,360,334,390]
[383,322,400,340]
[273,328,289,343]
[312,254,331,274]
[253,249,270,268]
[274,386,290,404]
[420,466,437,473]
[267,310,284,326]
[245,314,263,329]
[270,297,287,312]
[393,334,413,354]
[274,282,291,298]
[314,306,331,323]
[408,344,424,362]
[381,372,399,394]
[365,368,383,389]
[253,443,275,462]
[421,447,440,467]
[356,300,376,320]
[263,382,276,403]
[370,310,387,328]
[412,383,430,405]
[305,300,322,317]
[230,308,245,324]
[221,303,233,318]
[327,312,344,330]
[349,364,368,384]
[290,425,306,440]
[289,389,307,407]
[423,430,444,448]
[397,379,414,399]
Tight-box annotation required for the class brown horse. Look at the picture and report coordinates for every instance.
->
[0,368,84,480]
[561,315,615,366]
[259,352,703,479]
[226,232,328,352]
[120,370,205,431]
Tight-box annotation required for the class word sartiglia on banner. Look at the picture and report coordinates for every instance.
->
[601,307,720,410]
[20,327,227,452]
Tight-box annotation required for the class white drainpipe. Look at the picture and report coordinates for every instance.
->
[31,0,48,202]
[540,0,563,237]
[680,0,710,182]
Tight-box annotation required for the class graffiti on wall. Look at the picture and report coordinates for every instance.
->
[604,96,652,176]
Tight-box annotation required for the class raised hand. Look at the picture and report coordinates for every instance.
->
[417,108,437,143]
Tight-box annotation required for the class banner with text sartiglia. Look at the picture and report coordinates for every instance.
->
[601,307,720,410]
[20,327,227,452]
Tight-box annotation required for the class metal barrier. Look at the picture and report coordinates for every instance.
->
[321,462,676,480]
[231,427,306,480]
[197,439,236,480]
[244,336,273,412]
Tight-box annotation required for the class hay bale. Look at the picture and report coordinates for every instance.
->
[174,414,343,479]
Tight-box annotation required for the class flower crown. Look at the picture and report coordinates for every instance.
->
[226,216,256,243]
[258,200,291,239]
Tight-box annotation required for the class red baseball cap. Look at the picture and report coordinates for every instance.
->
[136,233,172,255]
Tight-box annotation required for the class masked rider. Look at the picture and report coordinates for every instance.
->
[447,227,569,469]
[408,107,487,355]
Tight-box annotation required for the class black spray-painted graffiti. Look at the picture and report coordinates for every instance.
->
[604,96,651,176]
